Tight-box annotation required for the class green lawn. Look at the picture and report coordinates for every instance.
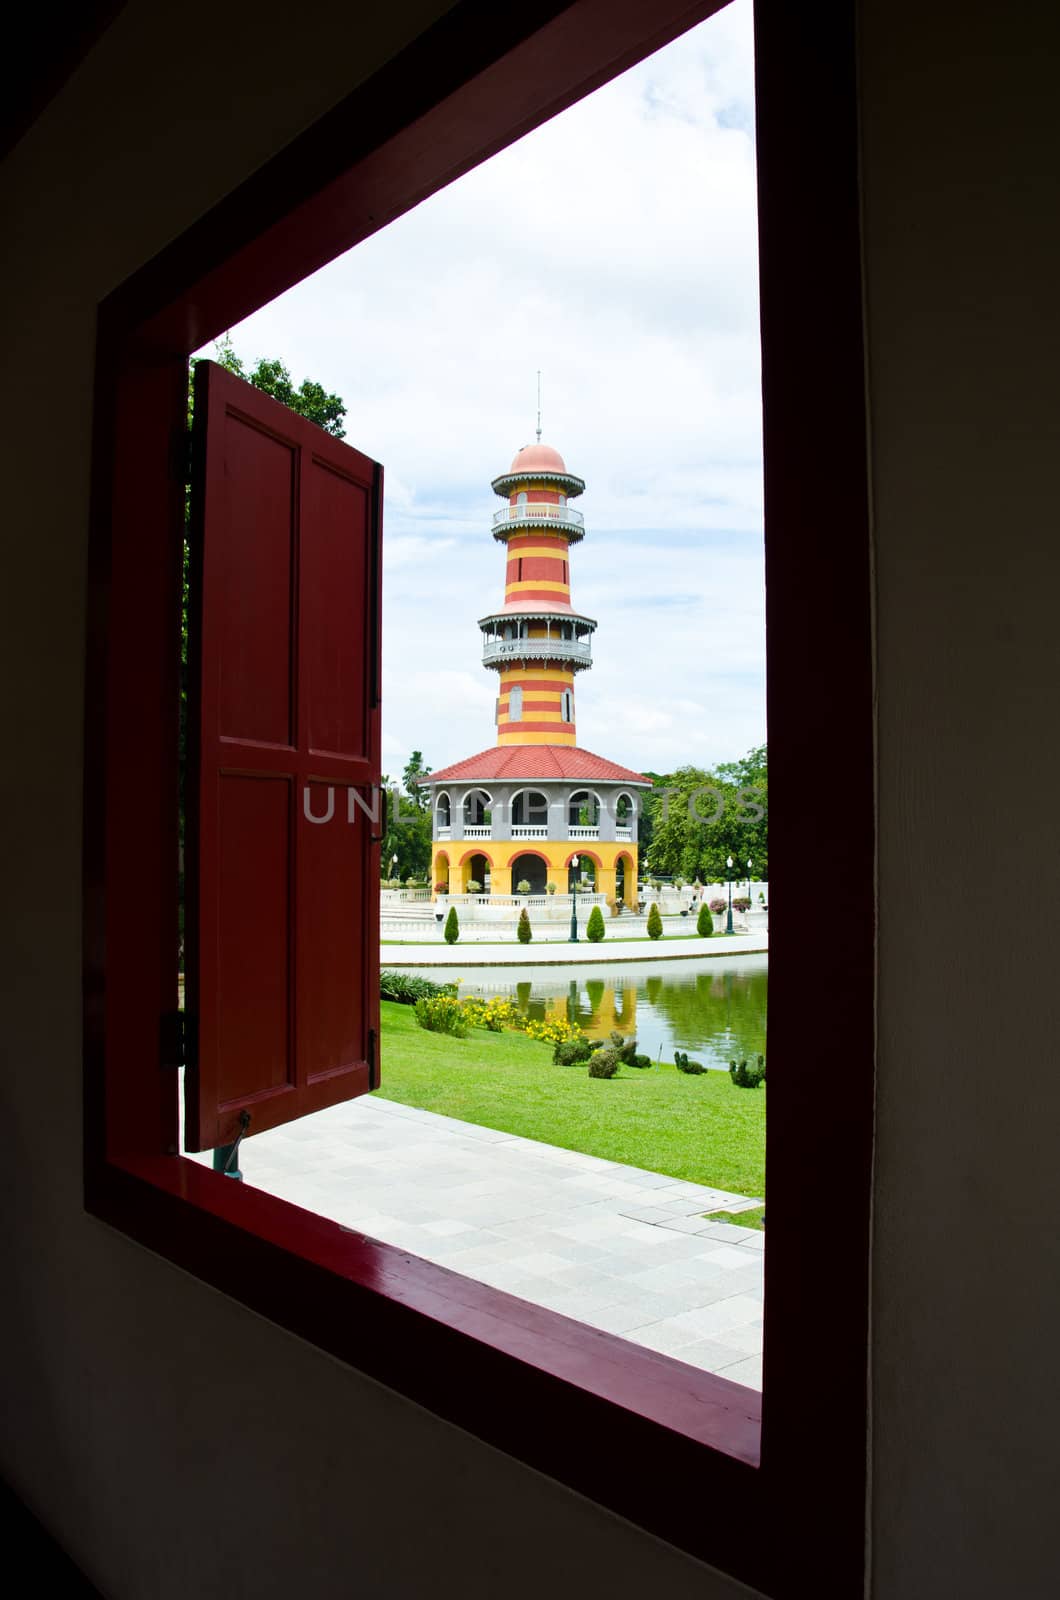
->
[375,1000,765,1197]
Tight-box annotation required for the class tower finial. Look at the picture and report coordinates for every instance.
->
[536,370,542,444]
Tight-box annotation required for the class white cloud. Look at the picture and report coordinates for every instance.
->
[206,0,764,775]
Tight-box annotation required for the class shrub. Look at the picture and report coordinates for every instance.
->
[675,1050,707,1075]
[630,1053,653,1069]
[405,876,419,890]
[466,878,481,894]
[588,1046,620,1079]
[697,903,714,937]
[414,995,469,1037]
[709,897,726,914]
[585,905,605,942]
[733,896,751,912]
[553,1036,593,1065]
[516,879,532,894]
[443,906,459,944]
[380,971,457,1006]
[646,902,663,940]
[459,997,520,1032]
[546,881,557,895]
[517,907,532,944]
[729,1054,767,1088]
[433,881,448,894]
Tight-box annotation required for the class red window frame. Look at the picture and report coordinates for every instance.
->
[83,2,874,1594]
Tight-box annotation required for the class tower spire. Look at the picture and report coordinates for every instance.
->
[536,370,542,444]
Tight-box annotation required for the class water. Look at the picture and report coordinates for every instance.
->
[391,954,767,1070]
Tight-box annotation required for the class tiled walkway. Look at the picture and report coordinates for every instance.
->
[236,1094,765,1388]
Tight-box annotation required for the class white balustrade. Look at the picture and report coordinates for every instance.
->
[491,503,584,533]
[462,824,491,839]
[481,636,592,667]
[568,826,600,839]
[511,825,548,838]
[615,826,633,840]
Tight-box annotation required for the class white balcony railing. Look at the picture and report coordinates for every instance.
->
[568,826,600,840]
[435,826,451,839]
[511,825,549,838]
[492,502,585,535]
[481,636,592,668]
[615,826,633,840]
[462,824,491,839]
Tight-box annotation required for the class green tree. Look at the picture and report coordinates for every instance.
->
[697,902,714,937]
[403,751,432,809]
[586,905,605,943]
[641,749,767,884]
[443,906,460,944]
[517,907,532,944]
[646,902,663,940]
[205,334,347,436]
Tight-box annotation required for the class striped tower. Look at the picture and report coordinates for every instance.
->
[479,443,596,745]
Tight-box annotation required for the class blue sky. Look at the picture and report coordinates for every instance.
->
[206,0,764,778]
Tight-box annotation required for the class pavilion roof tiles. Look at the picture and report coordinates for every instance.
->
[423,744,652,787]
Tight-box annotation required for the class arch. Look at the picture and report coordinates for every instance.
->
[457,847,494,869]
[565,847,603,869]
[568,787,601,826]
[510,787,549,826]
[461,787,492,826]
[435,790,451,828]
[510,851,548,895]
[614,790,636,824]
[432,850,451,895]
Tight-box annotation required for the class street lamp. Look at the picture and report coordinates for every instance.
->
[569,855,580,943]
[726,855,734,934]
[746,857,753,904]
[391,852,399,884]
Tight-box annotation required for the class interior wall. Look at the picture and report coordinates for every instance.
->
[4,0,1059,1596]
[0,3,752,1596]
[862,1,1060,1595]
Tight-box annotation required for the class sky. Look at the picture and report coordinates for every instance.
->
[204,0,764,780]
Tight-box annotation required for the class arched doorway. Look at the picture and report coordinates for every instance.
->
[464,851,491,893]
[433,851,450,895]
[510,852,547,895]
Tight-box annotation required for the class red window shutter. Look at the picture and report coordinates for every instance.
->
[185,361,381,1151]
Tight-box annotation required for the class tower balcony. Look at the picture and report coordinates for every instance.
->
[491,502,585,541]
[481,634,592,669]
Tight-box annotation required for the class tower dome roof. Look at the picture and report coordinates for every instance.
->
[508,442,567,475]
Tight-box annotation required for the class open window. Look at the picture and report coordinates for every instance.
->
[84,2,873,1593]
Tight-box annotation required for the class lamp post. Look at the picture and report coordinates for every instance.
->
[391,852,399,883]
[746,857,753,905]
[726,855,734,935]
[569,855,580,943]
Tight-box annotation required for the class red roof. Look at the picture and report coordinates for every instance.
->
[424,744,651,786]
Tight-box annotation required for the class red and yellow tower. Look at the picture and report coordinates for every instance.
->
[479,443,595,747]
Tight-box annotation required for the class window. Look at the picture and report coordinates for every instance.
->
[561,688,573,722]
[508,684,523,721]
[84,2,873,1592]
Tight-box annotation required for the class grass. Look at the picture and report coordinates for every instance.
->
[375,1000,765,1197]
[705,1205,765,1232]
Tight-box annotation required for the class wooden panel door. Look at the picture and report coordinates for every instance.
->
[185,361,381,1151]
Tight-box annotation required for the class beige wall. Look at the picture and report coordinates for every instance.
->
[1,1,1057,1596]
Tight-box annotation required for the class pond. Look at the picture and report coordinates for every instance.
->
[391,954,767,1070]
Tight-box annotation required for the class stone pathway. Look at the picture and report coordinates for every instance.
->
[234,1094,765,1388]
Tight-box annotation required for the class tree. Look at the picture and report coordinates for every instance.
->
[205,334,347,436]
[646,902,663,940]
[403,751,432,810]
[640,748,767,884]
[517,907,532,944]
[443,906,460,944]
[697,902,714,938]
[586,905,605,943]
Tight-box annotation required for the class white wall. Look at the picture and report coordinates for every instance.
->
[2,1,1058,1596]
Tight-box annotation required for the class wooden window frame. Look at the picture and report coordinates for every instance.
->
[82,3,873,1595]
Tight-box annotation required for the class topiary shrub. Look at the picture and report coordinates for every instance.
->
[546,881,557,895]
[588,1046,620,1079]
[646,902,663,940]
[697,903,714,937]
[517,907,532,944]
[733,896,751,913]
[443,906,459,944]
[709,897,726,914]
[630,1053,653,1069]
[729,1054,766,1088]
[516,879,532,894]
[465,879,481,895]
[553,1036,593,1065]
[675,1049,707,1075]
[586,905,605,942]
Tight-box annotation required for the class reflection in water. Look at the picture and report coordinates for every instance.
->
[400,956,767,1071]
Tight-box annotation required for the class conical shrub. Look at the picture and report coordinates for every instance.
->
[585,905,605,942]
[517,907,532,944]
[443,906,459,944]
[697,903,713,937]
[646,902,663,940]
